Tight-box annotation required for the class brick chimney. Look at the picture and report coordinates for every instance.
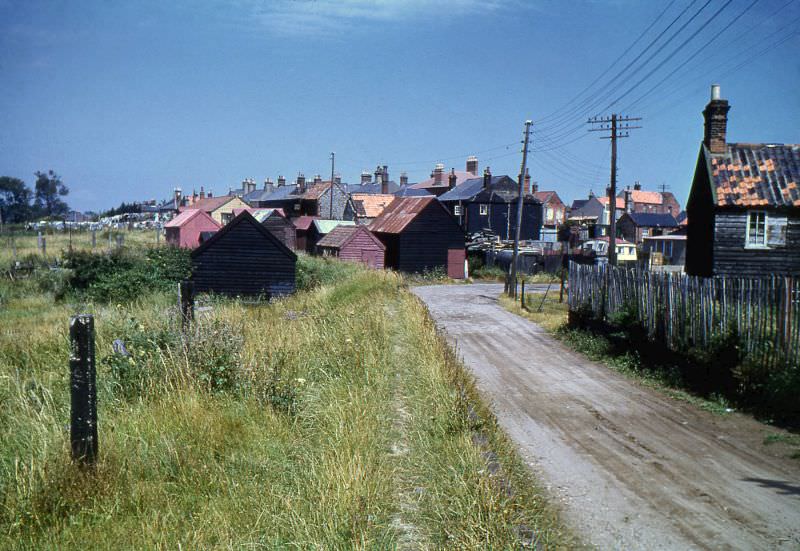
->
[381,165,389,194]
[207,191,213,198]
[483,166,492,189]
[313,174,322,185]
[522,168,532,195]
[633,181,641,191]
[278,175,286,187]
[296,173,306,194]
[199,186,206,199]
[361,170,371,185]
[703,84,730,154]
[433,163,445,186]
[265,178,274,194]
[448,168,457,189]
[249,179,257,193]
[400,172,408,186]
[466,155,478,175]
[174,188,182,208]
[624,187,632,213]
[374,165,383,186]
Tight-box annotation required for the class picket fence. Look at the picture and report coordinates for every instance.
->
[567,262,800,368]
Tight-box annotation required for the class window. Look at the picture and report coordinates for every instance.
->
[479,204,488,216]
[453,205,461,216]
[746,211,767,247]
[221,213,233,224]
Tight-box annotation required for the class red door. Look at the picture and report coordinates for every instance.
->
[447,248,466,279]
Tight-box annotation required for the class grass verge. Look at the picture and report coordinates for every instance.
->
[1,255,573,548]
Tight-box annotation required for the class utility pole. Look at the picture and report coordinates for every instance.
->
[509,120,532,298]
[329,152,335,219]
[588,114,641,265]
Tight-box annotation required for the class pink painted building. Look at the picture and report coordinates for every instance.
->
[316,224,386,269]
[165,209,221,248]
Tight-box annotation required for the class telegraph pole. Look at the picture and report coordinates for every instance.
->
[588,114,641,265]
[509,120,532,297]
[329,152,335,219]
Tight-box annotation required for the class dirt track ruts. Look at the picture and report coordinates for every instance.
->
[413,283,800,550]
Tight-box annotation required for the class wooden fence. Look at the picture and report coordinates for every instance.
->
[568,262,800,368]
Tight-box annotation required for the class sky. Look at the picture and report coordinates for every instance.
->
[1,0,798,212]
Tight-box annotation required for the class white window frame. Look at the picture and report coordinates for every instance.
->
[745,210,768,248]
[453,205,461,216]
[479,204,488,216]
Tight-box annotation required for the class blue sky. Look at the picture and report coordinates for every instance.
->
[1,0,798,212]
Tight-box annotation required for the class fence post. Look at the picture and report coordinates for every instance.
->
[91,229,96,248]
[70,314,98,465]
[520,280,526,309]
[41,236,46,257]
[116,234,124,249]
[179,279,195,333]
[11,235,17,263]
[108,232,113,250]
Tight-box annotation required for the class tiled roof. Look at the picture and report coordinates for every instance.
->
[302,182,341,200]
[179,195,236,213]
[350,193,395,218]
[251,185,301,203]
[410,170,475,191]
[630,190,663,204]
[597,196,626,209]
[709,143,800,207]
[626,212,678,227]
[369,196,436,234]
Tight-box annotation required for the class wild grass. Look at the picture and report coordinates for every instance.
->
[498,292,568,333]
[0,253,573,548]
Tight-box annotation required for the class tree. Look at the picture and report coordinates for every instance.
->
[0,176,32,224]
[33,170,70,219]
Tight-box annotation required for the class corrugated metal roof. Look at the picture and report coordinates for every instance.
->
[312,219,356,234]
[316,225,358,248]
[368,196,436,234]
[709,143,800,207]
[292,215,318,231]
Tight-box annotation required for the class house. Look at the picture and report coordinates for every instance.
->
[345,193,395,224]
[301,179,353,220]
[685,85,800,277]
[347,166,400,195]
[257,210,297,251]
[617,212,679,245]
[179,194,250,225]
[191,211,297,297]
[567,194,607,239]
[642,235,687,270]
[617,184,681,216]
[316,225,386,269]
[409,157,481,197]
[164,209,221,249]
[533,190,566,228]
[369,196,466,278]
[250,177,304,213]
[438,168,542,241]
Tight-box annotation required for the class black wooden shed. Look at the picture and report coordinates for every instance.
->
[191,211,297,296]
[369,196,466,278]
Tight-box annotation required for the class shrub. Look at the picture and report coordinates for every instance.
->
[296,254,363,291]
[187,318,245,392]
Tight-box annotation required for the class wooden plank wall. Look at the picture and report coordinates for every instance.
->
[713,212,800,277]
[568,262,800,367]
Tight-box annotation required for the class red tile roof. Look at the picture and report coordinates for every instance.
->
[597,196,626,209]
[179,195,237,213]
[709,143,800,207]
[350,193,394,218]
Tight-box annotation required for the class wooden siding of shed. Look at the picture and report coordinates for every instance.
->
[339,230,385,269]
[262,216,297,251]
[192,220,296,296]
[712,211,800,276]
[686,149,715,276]
[395,202,465,274]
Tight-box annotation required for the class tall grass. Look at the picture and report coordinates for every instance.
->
[1,254,573,548]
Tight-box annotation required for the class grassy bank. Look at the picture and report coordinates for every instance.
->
[1,254,572,548]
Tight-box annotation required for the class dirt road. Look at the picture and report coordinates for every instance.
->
[413,283,800,550]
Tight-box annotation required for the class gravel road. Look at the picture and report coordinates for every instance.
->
[413,283,800,550]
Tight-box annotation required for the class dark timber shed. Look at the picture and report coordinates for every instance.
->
[369,196,466,278]
[316,225,385,269]
[191,211,297,296]
[258,210,297,251]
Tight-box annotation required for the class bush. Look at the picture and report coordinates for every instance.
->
[296,254,363,291]
[187,318,245,392]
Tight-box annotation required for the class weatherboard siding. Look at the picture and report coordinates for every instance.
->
[338,231,385,268]
[192,219,296,296]
[712,210,800,277]
[262,216,297,251]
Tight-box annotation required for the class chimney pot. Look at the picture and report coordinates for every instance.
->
[400,171,408,186]
[278,175,286,186]
[711,84,721,100]
[361,170,371,185]
[483,167,491,189]
[433,163,445,185]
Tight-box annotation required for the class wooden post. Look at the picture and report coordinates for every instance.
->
[179,279,194,333]
[520,279,526,309]
[11,235,17,263]
[116,234,124,249]
[70,314,98,465]
[91,229,96,248]
[108,232,113,250]
[41,236,46,257]
[155,228,160,245]
[37,231,42,249]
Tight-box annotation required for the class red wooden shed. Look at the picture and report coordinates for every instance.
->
[165,209,221,249]
[316,225,386,269]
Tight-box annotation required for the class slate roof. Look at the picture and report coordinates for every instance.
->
[625,212,678,228]
[437,177,487,202]
[394,185,431,197]
[571,199,589,210]
[345,181,400,195]
[708,143,800,207]
[250,185,302,203]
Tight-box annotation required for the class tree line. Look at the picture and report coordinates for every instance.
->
[0,171,70,224]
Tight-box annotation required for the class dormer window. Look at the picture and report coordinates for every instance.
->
[746,210,767,247]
